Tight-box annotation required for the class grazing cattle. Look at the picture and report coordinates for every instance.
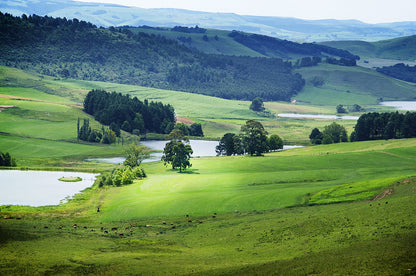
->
[186,214,189,217]
[162,221,166,225]
[58,226,63,229]
[100,227,104,231]
[369,204,372,207]
[33,225,36,229]
[213,213,217,215]
[119,233,124,237]
[188,220,192,223]
[171,226,176,229]
[90,229,94,232]
[73,223,77,226]
[104,230,108,234]
[199,221,203,224]
[44,226,48,229]
[386,201,388,204]
[212,215,216,218]
[111,227,117,231]
[146,225,151,228]
[125,226,129,230]
[73,226,77,229]
[83,226,87,229]
[170,223,174,226]
[16,217,21,220]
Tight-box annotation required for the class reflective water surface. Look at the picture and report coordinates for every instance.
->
[0,170,97,206]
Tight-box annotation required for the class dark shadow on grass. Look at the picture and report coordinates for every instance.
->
[177,169,200,174]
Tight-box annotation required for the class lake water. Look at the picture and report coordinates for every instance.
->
[0,170,97,207]
[278,113,359,120]
[379,101,416,111]
[87,140,303,164]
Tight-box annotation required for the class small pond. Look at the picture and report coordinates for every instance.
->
[0,170,97,207]
[379,101,416,111]
[278,113,359,120]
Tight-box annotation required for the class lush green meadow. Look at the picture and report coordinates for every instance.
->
[1,139,416,275]
[1,65,416,274]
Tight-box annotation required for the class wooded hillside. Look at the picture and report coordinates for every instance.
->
[0,12,306,101]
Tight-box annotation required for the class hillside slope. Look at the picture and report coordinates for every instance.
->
[320,35,416,61]
[0,13,305,101]
[128,26,359,60]
[295,64,416,105]
[2,0,416,41]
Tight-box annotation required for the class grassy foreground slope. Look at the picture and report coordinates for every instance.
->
[101,139,416,219]
[1,139,416,275]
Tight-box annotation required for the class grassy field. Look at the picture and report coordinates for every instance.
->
[1,139,416,275]
[1,65,416,274]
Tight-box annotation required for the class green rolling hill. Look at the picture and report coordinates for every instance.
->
[320,35,416,61]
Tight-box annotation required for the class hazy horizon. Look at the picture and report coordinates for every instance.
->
[76,0,416,24]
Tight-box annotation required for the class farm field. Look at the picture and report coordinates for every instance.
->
[1,139,416,275]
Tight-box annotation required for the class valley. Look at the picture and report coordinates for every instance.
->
[1,7,416,275]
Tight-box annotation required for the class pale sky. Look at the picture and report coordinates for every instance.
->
[77,0,416,23]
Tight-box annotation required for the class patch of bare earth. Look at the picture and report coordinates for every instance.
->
[372,188,394,201]
[176,116,194,125]
[0,105,15,112]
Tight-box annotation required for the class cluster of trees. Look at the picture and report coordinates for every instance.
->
[171,25,207,33]
[326,57,357,66]
[0,152,16,167]
[95,143,149,187]
[250,97,265,112]
[309,122,348,145]
[216,120,283,156]
[228,31,359,60]
[351,111,416,141]
[376,63,416,83]
[77,118,116,144]
[294,56,322,68]
[174,122,204,137]
[162,130,193,172]
[83,90,175,135]
[0,12,304,102]
[336,104,363,114]
[96,166,146,187]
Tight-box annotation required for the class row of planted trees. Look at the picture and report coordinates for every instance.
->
[309,111,416,145]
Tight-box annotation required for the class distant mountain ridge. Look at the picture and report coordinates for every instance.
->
[2,0,416,42]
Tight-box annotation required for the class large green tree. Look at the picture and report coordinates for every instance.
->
[123,143,150,168]
[162,129,193,171]
[250,97,265,112]
[241,120,269,156]
[216,133,237,156]
[172,142,193,172]
[322,122,348,144]
[267,134,283,151]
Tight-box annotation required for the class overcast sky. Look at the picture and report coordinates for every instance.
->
[77,0,416,23]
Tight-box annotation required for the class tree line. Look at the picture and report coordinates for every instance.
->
[376,63,416,83]
[351,111,416,141]
[0,12,305,101]
[83,90,176,135]
[216,120,283,156]
[309,112,416,145]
